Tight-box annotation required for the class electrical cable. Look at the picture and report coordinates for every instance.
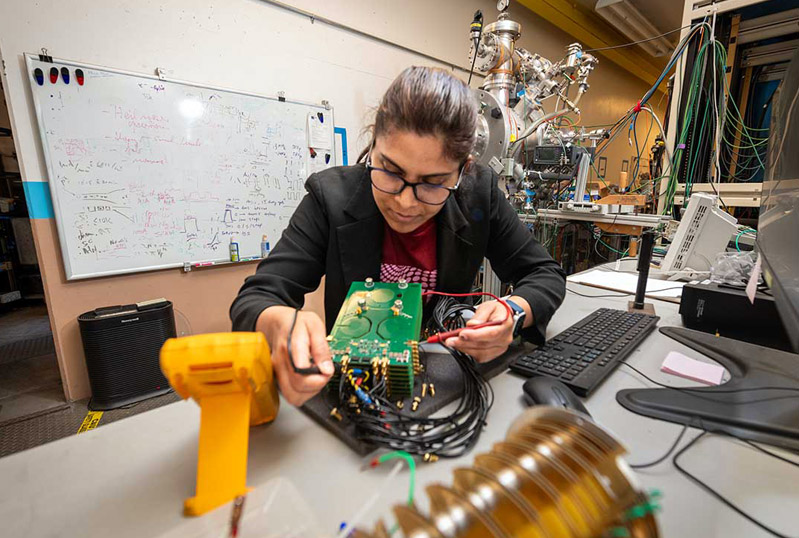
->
[629,423,689,469]
[567,288,629,298]
[334,345,493,458]
[336,461,404,538]
[672,432,798,538]
[621,361,799,537]
[467,11,483,86]
[566,286,684,299]
[710,10,722,192]
[630,113,642,187]
[423,291,511,344]
[370,450,416,506]
[286,308,323,375]
[369,450,416,537]
[734,229,756,252]
[585,24,694,52]
[619,361,799,395]
[328,295,495,459]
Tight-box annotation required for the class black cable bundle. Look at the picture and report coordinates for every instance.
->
[326,296,494,458]
[430,295,475,334]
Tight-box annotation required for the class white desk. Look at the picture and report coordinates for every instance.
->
[1,271,797,537]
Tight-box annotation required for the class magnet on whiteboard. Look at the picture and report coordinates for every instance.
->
[33,68,44,86]
[76,69,85,86]
[61,67,70,84]
[49,67,58,84]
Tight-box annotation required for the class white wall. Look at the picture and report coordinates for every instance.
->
[2,0,662,183]
[0,0,661,400]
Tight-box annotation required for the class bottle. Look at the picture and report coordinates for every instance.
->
[260,235,270,258]
[229,236,240,262]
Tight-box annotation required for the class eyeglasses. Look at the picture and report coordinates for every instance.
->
[365,153,465,206]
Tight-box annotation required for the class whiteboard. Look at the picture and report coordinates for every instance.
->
[25,54,336,280]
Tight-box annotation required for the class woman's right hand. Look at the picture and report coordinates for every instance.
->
[255,305,334,406]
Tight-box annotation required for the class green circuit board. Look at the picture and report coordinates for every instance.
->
[328,281,423,397]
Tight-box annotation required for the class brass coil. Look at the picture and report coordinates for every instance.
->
[362,407,659,538]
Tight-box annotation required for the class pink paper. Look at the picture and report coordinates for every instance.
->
[746,253,762,305]
[661,351,725,386]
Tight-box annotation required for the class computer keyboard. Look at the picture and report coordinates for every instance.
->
[510,308,659,397]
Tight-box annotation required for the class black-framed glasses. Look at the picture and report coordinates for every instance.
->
[365,152,465,206]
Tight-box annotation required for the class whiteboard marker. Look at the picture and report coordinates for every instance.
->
[229,237,240,262]
[261,235,270,258]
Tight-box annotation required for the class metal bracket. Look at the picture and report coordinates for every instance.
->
[156,67,169,80]
[488,156,504,175]
[277,91,286,102]
[38,48,53,63]
[321,99,331,110]
[183,262,192,273]
[572,151,592,203]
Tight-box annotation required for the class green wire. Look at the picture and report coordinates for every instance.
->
[590,160,610,188]
[734,229,756,252]
[558,115,576,128]
[715,43,766,171]
[598,237,629,256]
[663,35,711,213]
[378,451,416,506]
[661,36,766,213]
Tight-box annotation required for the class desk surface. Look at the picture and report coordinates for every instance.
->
[1,268,797,537]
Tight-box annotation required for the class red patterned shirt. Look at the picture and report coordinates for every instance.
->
[380,219,437,292]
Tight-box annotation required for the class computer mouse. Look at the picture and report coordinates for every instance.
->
[522,376,591,417]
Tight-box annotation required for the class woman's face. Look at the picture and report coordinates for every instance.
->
[370,130,462,234]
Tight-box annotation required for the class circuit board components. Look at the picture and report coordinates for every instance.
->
[328,280,422,397]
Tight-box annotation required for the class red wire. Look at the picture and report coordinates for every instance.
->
[421,291,513,344]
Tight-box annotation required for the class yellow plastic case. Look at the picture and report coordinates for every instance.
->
[160,332,280,516]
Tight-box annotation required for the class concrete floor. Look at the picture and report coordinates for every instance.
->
[0,304,180,458]
[0,303,54,352]
[0,304,64,424]
[0,354,65,424]
[0,391,180,458]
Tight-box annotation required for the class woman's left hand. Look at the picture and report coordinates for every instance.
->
[444,300,515,363]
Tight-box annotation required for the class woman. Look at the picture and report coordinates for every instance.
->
[231,66,566,406]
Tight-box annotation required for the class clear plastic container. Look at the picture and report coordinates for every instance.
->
[157,477,330,538]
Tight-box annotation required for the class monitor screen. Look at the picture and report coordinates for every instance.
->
[759,49,799,353]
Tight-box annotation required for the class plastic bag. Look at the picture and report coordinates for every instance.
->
[710,251,759,286]
[157,477,328,538]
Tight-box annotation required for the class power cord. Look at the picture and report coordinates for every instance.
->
[566,286,685,299]
[672,431,798,538]
[629,423,688,469]
[467,10,483,86]
[619,361,799,537]
[584,24,694,53]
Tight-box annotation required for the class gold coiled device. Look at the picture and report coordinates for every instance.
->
[356,407,660,538]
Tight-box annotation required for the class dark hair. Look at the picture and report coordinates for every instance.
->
[360,66,477,164]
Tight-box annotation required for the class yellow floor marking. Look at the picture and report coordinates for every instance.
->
[77,411,103,434]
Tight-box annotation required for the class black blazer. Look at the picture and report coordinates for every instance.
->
[230,163,566,343]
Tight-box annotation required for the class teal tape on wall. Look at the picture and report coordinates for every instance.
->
[334,126,348,166]
[22,181,54,219]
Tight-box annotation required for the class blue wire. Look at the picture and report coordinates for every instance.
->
[632,114,641,189]
[640,24,706,106]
